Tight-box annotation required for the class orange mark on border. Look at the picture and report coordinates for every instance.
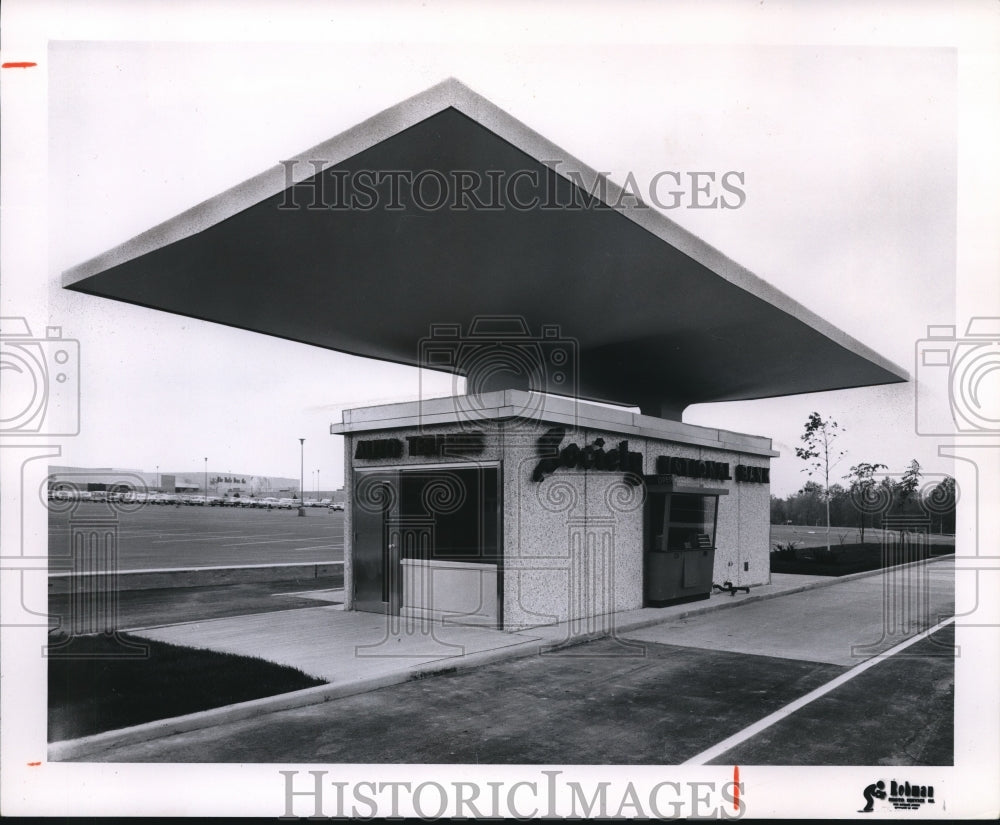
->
[3,62,38,69]
[27,761,41,766]
[733,765,740,810]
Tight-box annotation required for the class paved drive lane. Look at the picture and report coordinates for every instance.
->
[56,559,955,764]
[621,561,954,666]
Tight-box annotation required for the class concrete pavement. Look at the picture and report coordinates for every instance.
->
[623,561,953,666]
[49,557,955,762]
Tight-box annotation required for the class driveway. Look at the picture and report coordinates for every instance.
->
[61,559,954,765]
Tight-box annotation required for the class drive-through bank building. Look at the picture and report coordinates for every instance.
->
[63,79,908,632]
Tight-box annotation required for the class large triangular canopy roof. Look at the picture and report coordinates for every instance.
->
[63,78,907,418]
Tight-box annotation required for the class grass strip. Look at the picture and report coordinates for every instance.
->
[771,542,954,577]
[48,631,326,742]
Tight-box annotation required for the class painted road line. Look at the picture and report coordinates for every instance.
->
[146,534,341,544]
[150,534,269,543]
[48,560,344,577]
[271,588,345,597]
[680,615,956,766]
[221,537,344,547]
[285,544,344,551]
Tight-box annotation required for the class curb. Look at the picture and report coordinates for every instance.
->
[49,561,344,593]
[48,554,953,761]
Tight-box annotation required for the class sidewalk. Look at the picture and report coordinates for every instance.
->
[48,560,948,761]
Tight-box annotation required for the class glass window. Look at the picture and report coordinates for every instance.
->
[660,493,719,551]
[398,467,498,564]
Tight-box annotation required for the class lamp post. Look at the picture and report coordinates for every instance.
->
[204,457,208,505]
[298,438,306,516]
[317,468,320,496]
[155,465,159,491]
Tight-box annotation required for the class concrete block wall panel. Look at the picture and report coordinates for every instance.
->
[501,424,647,630]
[581,446,645,618]
[502,423,586,629]
[733,455,771,587]
[705,448,741,587]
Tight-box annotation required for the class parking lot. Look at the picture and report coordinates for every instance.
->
[48,502,344,571]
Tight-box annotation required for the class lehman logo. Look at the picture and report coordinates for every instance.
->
[860,779,936,813]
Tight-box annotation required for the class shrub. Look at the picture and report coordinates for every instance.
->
[772,541,799,560]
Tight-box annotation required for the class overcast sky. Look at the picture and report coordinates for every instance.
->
[13,10,971,498]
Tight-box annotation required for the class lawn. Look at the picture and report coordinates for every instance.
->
[48,631,326,742]
[770,540,955,577]
[770,523,955,549]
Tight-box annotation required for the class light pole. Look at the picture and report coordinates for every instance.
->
[155,465,159,491]
[317,468,320,496]
[204,457,208,505]
[298,438,306,516]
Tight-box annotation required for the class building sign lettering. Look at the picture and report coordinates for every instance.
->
[354,438,404,460]
[653,456,769,483]
[406,432,486,457]
[355,433,486,461]
[532,427,642,483]
[655,455,732,481]
[735,464,770,483]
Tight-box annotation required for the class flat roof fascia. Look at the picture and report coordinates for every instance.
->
[62,77,907,388]
[331,391,779,458]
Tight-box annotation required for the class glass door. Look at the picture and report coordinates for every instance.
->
[353,470,401,614]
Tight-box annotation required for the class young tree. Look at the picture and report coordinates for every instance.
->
[845,461,889,543]
[925,475,956,535]
[898,459,923,516]
[795,412,846,554]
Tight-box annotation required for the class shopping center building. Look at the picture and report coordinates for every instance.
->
[47,466,298,497]
[63,79,908,631]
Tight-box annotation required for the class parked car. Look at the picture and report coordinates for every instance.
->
[329,502,345,511]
